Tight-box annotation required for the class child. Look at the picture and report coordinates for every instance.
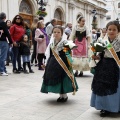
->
[41,25,78,102]
[20,34,34,74]
[90,21,120,117]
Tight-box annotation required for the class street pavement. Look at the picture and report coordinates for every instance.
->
[0,64,120,120]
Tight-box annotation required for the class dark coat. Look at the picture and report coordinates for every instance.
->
[0,20,12,44]
[19,42,30,55]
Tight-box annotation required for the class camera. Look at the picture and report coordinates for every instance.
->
[39,35,44,38]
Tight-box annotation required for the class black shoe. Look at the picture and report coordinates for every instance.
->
[57,97,68,102]
[18,67,23,72]
[29,69,34,73]
[79,71,83,77]
[13,69,21,74]
[57,97,63,102]
[100,110,110,117]
[74,72,78,77]
[23,70,29,74]
[62,97,68,102]
[6,63,9,66]
[35,63,38,66]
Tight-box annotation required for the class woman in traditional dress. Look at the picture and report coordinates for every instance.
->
[69,16,91,77]
[90,21,120,117]
[41,25,78,102]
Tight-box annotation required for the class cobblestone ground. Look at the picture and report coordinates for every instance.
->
[0,64,120,120]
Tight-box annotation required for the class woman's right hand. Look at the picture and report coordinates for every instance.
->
[13,42,18,47]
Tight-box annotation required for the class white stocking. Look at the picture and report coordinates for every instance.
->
[60,94,63,98]
[62,94,68,98]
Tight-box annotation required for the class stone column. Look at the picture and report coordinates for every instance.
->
[8,0,19,20]
[68,1,75,24]
[1,0,8,16]
[65,0,69,23]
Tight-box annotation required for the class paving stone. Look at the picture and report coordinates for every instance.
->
[0,65,120,120]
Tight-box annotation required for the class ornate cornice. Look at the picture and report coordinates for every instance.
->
[68,0,75,9]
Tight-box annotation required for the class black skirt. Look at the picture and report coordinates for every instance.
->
[92,58,119,96]
[43,50,69,86]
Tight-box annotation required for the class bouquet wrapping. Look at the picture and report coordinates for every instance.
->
[89,38,106,68]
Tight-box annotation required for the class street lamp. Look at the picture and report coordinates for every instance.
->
[91,9,97,29]
[36,0,48,18]
[92,9,97,22]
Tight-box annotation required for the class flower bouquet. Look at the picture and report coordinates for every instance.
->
[90,38,106,53]
[89,38,107,74]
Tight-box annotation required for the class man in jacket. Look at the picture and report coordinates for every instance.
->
[0,12,12,76]
[46,18,57,40]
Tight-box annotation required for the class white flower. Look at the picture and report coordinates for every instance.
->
[94,42,103,47]
[64,40,77,49]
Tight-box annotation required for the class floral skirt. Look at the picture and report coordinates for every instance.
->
[72,57,90,71]
[72,48,91,71]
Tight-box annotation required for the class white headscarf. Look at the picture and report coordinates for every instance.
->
[44,33,67,65]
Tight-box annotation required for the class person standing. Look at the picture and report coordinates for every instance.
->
[6,20,12,66]
[69,16,91,77]
[65,22,72,39]
[91,29,97,43]
[20,34,34,74]
[0,12,12,76]
[41,25,78,102]
[24,21,32,48]
[35,20,48,70]
[10,15,25,73]
[90,21,120,117]
[96,28,101,39]
[46,18,57,40]
[100,28,106,39]
[31,18,39,66]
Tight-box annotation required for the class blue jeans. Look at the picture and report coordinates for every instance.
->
[0,41,9,73]
[6,46,13,63]
[22,55,30,62]
[12,46,22,70]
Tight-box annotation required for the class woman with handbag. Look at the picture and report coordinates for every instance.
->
[35,20,49,70]
[41,25,78,102]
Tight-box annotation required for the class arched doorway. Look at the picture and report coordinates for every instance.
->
[19,0,33,26]
[54,8,64,25]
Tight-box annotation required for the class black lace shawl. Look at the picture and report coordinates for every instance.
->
[91,52,120,96]
[43,48,69,86]
[75,31,86,42]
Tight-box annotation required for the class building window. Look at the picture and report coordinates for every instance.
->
[19,0,32,14]
[106,15,111,20]
[54,8,62,20]
[118,2,120,8]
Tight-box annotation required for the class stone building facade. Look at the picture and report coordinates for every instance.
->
[106,0,120,24]
[0,0,107,30]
